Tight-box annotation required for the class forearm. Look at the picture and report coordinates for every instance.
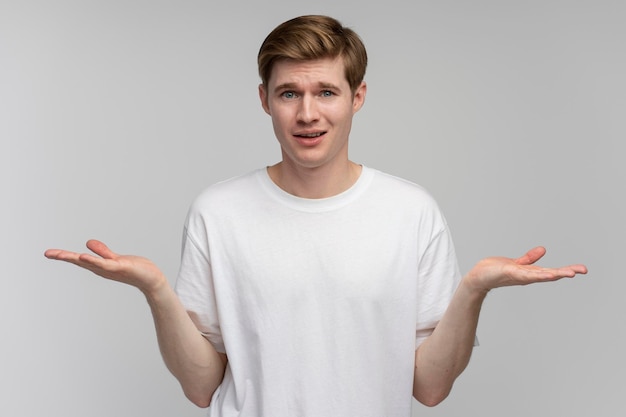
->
[143,281,226,408]
[413,278,487,406]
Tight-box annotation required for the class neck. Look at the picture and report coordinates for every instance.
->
[267,160,362,199]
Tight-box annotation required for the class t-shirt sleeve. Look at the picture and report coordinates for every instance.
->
[414,223,462,348]
[174,216,226,353]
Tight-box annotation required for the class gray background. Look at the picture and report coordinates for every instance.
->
[1,0,623,416]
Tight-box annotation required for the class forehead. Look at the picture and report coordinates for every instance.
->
[268,57,348,88]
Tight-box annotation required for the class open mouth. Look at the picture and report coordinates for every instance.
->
[293,131,326,146]
[294,132,326,138]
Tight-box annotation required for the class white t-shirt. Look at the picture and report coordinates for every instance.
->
[175,166,462,417]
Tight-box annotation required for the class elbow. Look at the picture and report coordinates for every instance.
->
[182,384,218,408]
[416,392,448,408]
[178,359,226,409]
[184,390,212,408]
[413,385,452,407]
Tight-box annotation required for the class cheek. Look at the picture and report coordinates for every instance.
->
[332,107,354,126]
[271,114,290,137]
[271,109,293,128]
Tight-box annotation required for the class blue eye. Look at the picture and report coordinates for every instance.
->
[282,91,297,99]
[321,90,333,97]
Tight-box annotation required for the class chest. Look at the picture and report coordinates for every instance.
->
[209,210,420,311]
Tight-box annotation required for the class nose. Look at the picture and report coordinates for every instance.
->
[296,95,319,124]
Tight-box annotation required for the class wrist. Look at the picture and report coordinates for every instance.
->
[140,274,171,303]
[459,275,490,301]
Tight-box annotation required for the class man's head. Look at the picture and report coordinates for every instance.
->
[258,15,368,94]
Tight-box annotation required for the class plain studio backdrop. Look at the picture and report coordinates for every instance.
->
[1,1,623,416]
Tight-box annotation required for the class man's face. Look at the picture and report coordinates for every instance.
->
[259,57,366,171]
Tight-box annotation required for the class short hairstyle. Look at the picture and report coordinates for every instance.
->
[257,15,368,93]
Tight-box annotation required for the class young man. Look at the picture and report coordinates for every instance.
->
[45,15,587,417]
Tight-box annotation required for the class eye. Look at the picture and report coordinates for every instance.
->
[281,91,297,99]
[321,90,334,97]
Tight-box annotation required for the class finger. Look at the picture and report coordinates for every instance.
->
[44,249,81,262]
[44,248,108,270]
[44,249,61,259]
[524,263,588,278]
[515,246,546,265]
[525,265,588,281]
[563,264,588,275]
[85,240,118,260]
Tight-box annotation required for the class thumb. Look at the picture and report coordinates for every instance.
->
[85,240,118,259]
[515,246,547,266]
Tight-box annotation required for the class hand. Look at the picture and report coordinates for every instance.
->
[465,246,588,294]
[44,240,167,295]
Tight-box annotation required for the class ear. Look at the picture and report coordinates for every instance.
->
[352,81,367,114]
[259,83,271,115]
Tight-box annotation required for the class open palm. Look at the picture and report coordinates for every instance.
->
[45,240,166,294]
[466,246,588,293]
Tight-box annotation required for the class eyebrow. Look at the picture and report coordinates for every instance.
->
[319,82,341,90]
[273,82,342,93]
[273,83,297,93]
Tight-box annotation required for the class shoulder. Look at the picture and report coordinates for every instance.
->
[183,169,267,228]
[368,168,438,207]
[362,168,450,232]
[190,169,262,208]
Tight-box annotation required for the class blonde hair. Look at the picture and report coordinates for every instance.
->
[258,15,368,93]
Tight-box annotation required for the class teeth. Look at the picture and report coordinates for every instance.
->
[299,132,323,138]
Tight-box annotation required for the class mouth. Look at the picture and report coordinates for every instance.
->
[294,131,326,138]
[293,131,326,147]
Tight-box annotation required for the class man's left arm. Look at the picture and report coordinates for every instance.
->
[412,246,587,406]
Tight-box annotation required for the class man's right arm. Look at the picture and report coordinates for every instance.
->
[143,280,226,407]
[44,239,226,407]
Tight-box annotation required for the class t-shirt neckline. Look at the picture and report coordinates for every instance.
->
[256,165,375,212]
